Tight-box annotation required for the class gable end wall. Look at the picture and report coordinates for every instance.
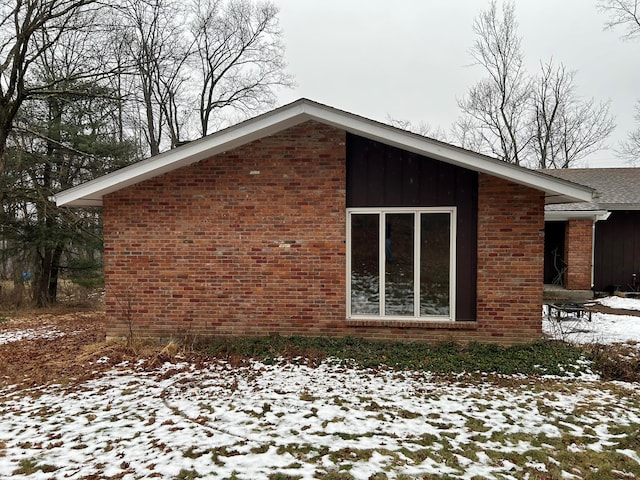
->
[102,122,545,344]
[103,122,347,339]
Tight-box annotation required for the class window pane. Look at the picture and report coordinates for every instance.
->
[420,213,450,315]
[351,214,379,315]
[385,213,414,316]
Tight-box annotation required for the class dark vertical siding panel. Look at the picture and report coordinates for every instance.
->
[594,211,640,291]
[418,154,438,206]
[384,147,403,206]
[454,169,478,321]
[367,141,386,207]
[634,213,640,287]
[346,136,367,207]
[402,152,420,206]
[346,133,478,321]
[594,219,614,290]
[437,164,455,205]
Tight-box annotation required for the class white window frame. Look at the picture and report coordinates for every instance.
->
[346,207,457,321]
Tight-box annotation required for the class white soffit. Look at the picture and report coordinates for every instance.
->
[55,99,594,207]
[545,210,611,222]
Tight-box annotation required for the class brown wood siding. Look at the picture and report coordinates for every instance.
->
[346,134,478,322]
[594,211,640,291]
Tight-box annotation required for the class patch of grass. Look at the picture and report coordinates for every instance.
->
[203,336,587,376]
[222,471,241,480]
[544,448,640,479]
[183,446,206,458]
[398,447,435,465]
[314,470,355,480]
[368,474,389,480]
[396,409,421,419]
[250,443,271,454]
[12,458,58,475]
[299,390,318,402]
[463,416,491,433]
[268,474,303,480]
[175,469,201,480]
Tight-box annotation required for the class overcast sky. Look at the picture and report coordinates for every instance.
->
[270,0,640,167]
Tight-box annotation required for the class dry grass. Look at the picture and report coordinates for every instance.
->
[0,280,103,309]
[2,304,640,391]
[583,341,640,382]
[0,306,212,390]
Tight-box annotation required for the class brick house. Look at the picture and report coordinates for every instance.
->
[543,168,640,294]
[56,99,593,344]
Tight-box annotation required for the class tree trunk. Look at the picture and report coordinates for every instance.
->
[48,244,63,301]
[142,79,160,156]
[33,243,63,306]
[34,248,53,307]
[0,137,6,180]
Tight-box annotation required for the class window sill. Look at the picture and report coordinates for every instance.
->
[345,318,477,329]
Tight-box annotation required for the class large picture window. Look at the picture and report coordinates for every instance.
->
[347,208,456,320]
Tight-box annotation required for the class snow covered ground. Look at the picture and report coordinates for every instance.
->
[598,295,640,311]
[0,325,65,346]
[543,296,640,345]
[1,358,639,479]
[0,297,639,479]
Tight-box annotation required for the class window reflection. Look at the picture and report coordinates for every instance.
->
[350,214,379,315]
[385,214,414,316]
[349,210,452,319]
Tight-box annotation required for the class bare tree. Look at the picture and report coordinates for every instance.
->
[0,5,137,306]
[115,0,192,155]
[449,115,488,154]
[114,0,292,154]
[385,116,448,141]
[530,60,615,168]
[598,0,640,40]
[457,0,531,165]
[0,0,105,178]
[457,1,614,168]
[191,0,293,136]
[4,31,136,306]
[598,0,640,164]
[619,101,640,163]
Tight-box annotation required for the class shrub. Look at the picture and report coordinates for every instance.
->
[204,336,587,377]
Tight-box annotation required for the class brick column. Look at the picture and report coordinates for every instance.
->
[564,219,593,290]
[476,175,545,343]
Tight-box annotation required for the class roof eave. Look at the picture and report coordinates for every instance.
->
[545,210,611,221]
[600,203,640,211]
[287,101,594,204]
[55,103,313,207]
[55,98,595,207]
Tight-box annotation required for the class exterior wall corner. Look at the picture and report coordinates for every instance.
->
[476,174,545,343]
[565,219,594,291]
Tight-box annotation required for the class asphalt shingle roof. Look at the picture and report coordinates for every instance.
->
[541,168,640,211]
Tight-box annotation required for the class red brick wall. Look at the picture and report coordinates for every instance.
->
[103,121,347,339]
[564,219,593,290]
[475,175,545,343]
[103,123,546,344]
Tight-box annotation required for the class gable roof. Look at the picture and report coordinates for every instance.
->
[542,168,640,211]
[56,98,594,207]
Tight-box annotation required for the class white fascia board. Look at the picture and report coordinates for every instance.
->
[56,98,595,207]
[55,103,313,207]
[300,103,594,204]
[545,210,611,222]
